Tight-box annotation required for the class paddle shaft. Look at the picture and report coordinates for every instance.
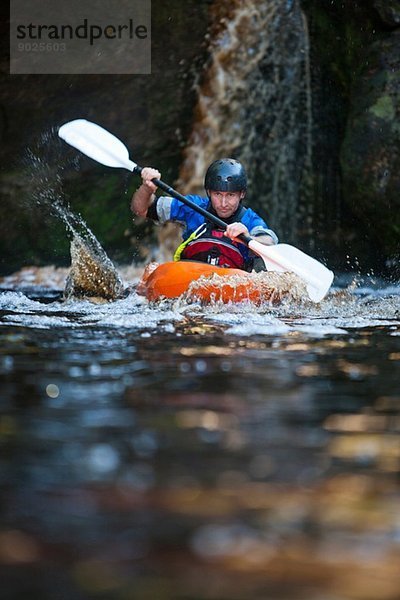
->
[133,166,252,246]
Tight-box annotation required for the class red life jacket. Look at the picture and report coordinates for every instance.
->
[180,225,246,269]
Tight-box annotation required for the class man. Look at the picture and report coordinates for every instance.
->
[131,158,278,272]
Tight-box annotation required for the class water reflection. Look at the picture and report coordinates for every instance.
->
[0,286,400,599]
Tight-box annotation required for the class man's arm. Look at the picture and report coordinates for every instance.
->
[131,167,161,217]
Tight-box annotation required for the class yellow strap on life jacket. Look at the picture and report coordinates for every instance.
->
[173,223,207,262]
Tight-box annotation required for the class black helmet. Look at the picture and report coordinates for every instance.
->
[204,158,247,194]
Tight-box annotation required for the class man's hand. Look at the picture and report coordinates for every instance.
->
[225,222,276,246]
[140,167,161,194]
[225,222,250,242]
[131,166,161,217]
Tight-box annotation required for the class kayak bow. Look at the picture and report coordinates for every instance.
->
[137,261,305,304]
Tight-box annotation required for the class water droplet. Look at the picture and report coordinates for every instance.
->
[89,362,101,376]
[1,356,14,372]
[195,359,207,373]
[87,444,120,474]
[132,431,158,457]
[46,384,60,398]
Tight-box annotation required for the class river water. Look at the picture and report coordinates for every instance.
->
[1,273,400,600]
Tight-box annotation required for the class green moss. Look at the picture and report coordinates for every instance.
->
[369,95,396,120]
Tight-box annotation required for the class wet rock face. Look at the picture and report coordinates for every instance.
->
[298,0,400,270]
[341,31,400,255]
[373,1,400,27]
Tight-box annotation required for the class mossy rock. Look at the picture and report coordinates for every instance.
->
[341,31,400,255]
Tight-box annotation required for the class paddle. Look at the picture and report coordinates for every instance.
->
[58,119,334,302]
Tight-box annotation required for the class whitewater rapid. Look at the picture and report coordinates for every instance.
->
[1,275,399,338]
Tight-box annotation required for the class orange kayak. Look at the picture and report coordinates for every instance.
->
[137,261,287,304]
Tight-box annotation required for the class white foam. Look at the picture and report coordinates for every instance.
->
[1,280,400,338]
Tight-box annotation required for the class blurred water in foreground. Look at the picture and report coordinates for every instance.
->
[1,273,400,600]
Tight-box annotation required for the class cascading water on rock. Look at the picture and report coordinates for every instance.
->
[176,0,313,244]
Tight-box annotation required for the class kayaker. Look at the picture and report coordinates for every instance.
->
[131,158,278,272]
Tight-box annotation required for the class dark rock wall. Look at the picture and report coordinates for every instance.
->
[341,7,400,272]
[302,0,400,273]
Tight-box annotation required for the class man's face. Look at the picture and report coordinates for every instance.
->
[209,190,244,219]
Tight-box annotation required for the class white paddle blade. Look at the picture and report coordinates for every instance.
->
[58,119,137,172]
[248,240,334,303]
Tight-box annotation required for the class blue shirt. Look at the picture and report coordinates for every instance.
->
[154,195,278,243]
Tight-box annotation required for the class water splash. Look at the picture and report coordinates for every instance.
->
[183,270,306,305]
[25,130,124,301]
[1,278,400,336]
[64,236,125,301]
[176,0,313,242]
